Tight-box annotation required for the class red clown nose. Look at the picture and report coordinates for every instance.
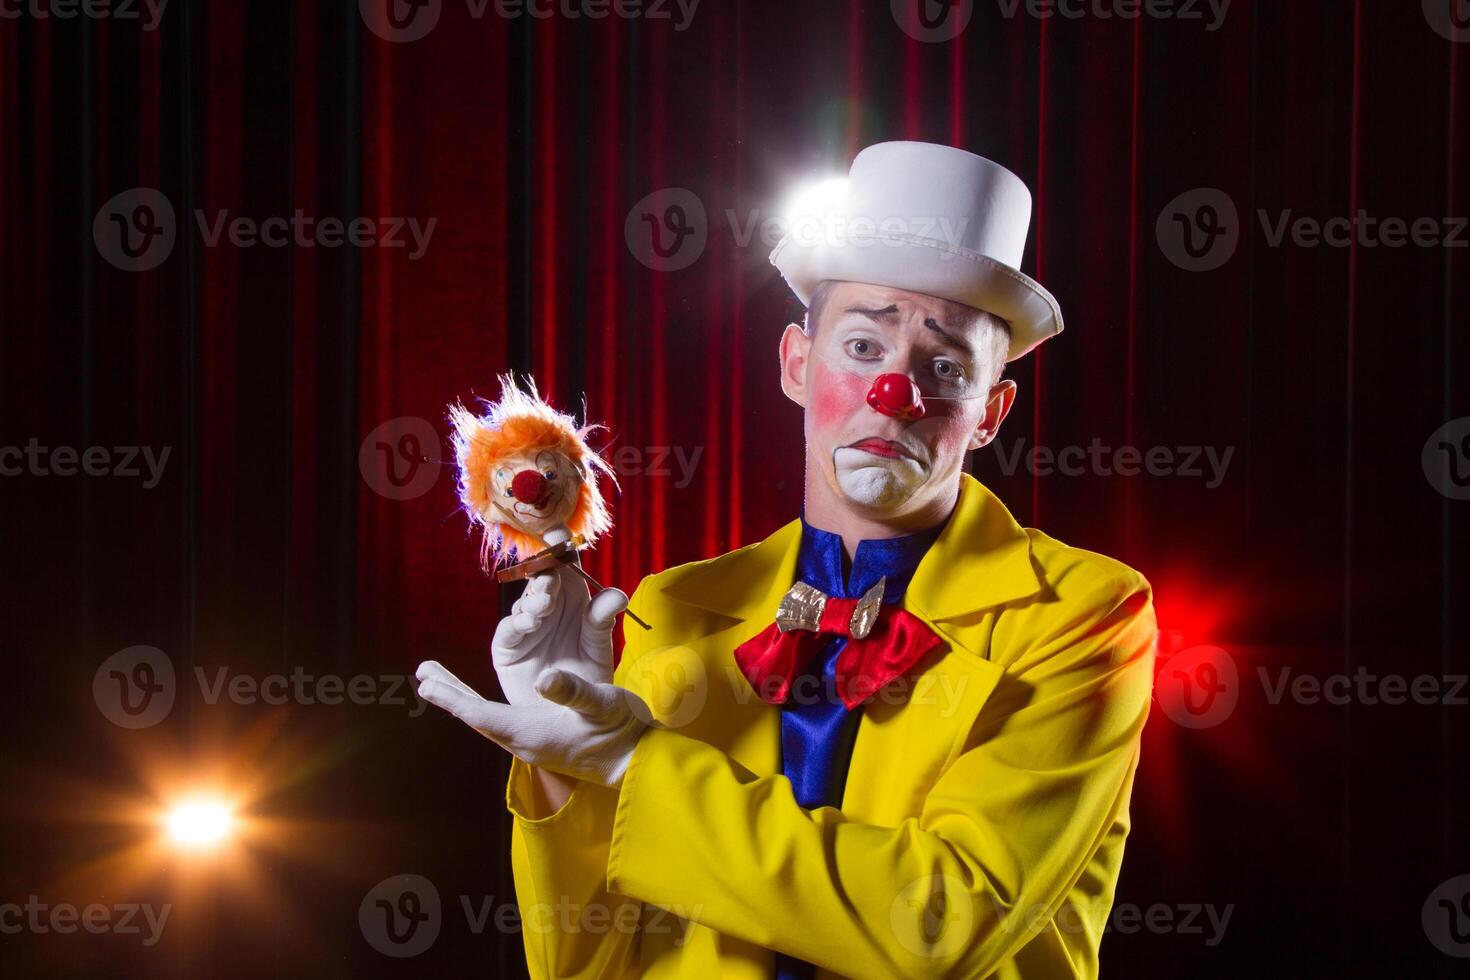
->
[865,373,927,421]
[511,469,550,506]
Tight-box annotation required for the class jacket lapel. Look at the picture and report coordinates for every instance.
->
[646,520,801,777]
[843,476,1043,820]
[651,476,1044,821]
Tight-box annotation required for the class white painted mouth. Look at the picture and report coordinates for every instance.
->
[833,447,926,509]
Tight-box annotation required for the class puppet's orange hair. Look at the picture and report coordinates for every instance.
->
[449,375,615,569]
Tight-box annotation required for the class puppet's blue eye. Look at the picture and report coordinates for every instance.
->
[543,469,556,480]
[504,487,515,497]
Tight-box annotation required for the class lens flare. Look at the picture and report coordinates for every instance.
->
[781,176,849,225]
[165,800,235,847]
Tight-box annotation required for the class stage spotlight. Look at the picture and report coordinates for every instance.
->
[165,800,235,848]
[782,176,849,226]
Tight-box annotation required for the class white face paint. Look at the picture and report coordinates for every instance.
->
[832,447,927,510]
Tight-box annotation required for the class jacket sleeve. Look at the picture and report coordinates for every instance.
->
[602,570,1157,980]
[505,583,661,980]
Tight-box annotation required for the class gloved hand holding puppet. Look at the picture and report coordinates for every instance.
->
[417,376,654,789]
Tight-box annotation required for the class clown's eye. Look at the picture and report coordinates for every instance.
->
[934,359,964,379]
[543,468,556,480]
[845,338,882,360]
[504,487,515,497]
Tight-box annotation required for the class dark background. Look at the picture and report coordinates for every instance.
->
[2,0,1466,976]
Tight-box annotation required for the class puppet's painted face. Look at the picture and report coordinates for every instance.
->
[790,282,1012,518]
[484,447,584,542]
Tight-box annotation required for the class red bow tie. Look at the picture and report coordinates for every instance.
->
[733,577,943,710]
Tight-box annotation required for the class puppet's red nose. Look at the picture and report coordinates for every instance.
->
[866,373,927,420]
[511,469,550,506]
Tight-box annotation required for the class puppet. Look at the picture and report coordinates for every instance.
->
[448,374,649,627]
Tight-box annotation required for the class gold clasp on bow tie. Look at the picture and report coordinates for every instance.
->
[775,577,886,639]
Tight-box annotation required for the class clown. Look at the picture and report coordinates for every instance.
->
[418,142,1157,979]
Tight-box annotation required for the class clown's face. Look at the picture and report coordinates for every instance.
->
[779,281,1016,528]
[484,447,584,542]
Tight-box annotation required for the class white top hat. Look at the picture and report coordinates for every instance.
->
[769,141,1062,361]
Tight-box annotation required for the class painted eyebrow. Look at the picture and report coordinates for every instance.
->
[841,304,977,359]
[923,318,976,358]
[843,304,901,320]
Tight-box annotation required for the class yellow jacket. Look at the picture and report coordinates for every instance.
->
[505,475,1157,979]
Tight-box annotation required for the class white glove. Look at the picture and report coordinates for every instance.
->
[491,525,629,706]
[415,661,651,788]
